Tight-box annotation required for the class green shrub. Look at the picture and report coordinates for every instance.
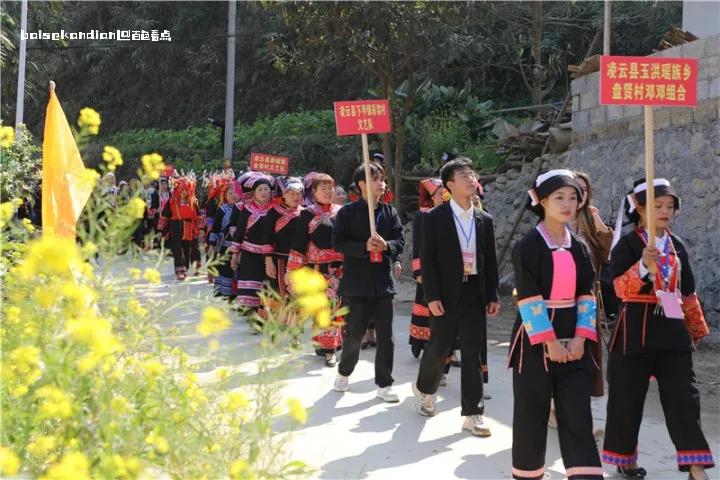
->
[0,124,42,203]
[84,110,362,186]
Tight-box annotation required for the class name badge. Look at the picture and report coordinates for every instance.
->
[656,290,684,319]
[462,251,474,275]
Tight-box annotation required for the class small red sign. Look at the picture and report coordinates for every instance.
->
[599,55,698,107]
[249,153,289,175]
[333,100,392,136]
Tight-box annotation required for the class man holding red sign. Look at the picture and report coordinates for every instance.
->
[332,164,404,403]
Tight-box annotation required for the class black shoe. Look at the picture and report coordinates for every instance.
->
[451,360,462,368]
[411,344,422,358]
[369,340,376,348]
[617,466,647,479]
[361,341,369,350]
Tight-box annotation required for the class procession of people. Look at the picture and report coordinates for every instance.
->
[113,156,713,480]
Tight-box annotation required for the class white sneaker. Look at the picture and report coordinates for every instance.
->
[333,374,349,392]
[439,374,448,387]
[463,414,491,437]
[412,383,437,417]
[376,386,399,403]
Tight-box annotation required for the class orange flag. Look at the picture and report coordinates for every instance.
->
[42,82,93,238]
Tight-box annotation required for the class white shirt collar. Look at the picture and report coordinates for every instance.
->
[536,221,572,250]
[644,228,669,247]
[450,198,473,218]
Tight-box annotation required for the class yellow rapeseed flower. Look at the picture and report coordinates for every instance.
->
[141,359,165,377]
[127,298,148,317]
[0,126,15,148]
[0,446,20,476]
[10,385,29,398]
[17,234,85,280]
[21,217,36,233]
[222,391,249,412]
[144,431,169,454]
[27,436,57,457]
[126,197,146,219]
[286,398,307,424]
[128,268,141,280]
[140,153,165,180]
[79,168,100,190]
[77,107,101,135]
[65,315,119,357]
[9,345,43,385]
[142,267,161,284]
[101,145,123,171]
[196,306,231,337]
[0,201,14,228]
[34,286,56,308]
[288,267,327,295]
[36,386,74,419]
[230,459,256,480]
[40,451,90,480]
[110,395,132,415]
[297,292,330,316]
[61,282,97,311]
[76,353,100,374]
[106,455,142,478]
[81,241,97,257]
[316,309,331,329]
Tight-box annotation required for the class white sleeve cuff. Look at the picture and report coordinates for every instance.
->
[638,260,649,280]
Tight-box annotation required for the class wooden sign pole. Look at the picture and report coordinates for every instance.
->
[644,105,657,275]
[361,133,377,234]
[361,133,383,263]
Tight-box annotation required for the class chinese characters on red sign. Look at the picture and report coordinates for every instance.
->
[249,153,290,175]
[333,100,392,136]
[599,55,698,107]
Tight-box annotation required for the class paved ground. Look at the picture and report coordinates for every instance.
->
[138,260,720,480]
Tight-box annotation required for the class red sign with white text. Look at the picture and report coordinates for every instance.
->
[599,55,697,107]
[250,153,289,175]
[333,100,392,136]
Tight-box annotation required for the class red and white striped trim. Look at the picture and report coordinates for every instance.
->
[236,280,263,290]
[307,242,343,264]
[240,241,272,254]
[512,466,545,478]
[565,466,603,477]
[236,295,261,307]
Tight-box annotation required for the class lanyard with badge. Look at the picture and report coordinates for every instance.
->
[453,211,475,277]
[641,229,683,319]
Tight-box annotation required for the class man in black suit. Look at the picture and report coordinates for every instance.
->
[332,164,405,403]
[413,157,500,436]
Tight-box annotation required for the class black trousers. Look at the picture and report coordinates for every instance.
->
[416,276,485,416]
[603,348,714,472]
[512,351,602,480]
[169,221,191,271]
[338,295,394,388]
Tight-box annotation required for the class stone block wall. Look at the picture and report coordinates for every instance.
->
[569,34,720,325]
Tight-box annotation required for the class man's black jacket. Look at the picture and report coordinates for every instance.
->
[332,198,404,298]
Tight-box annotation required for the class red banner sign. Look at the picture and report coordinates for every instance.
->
[249,153,289,175]
[333,99,392,136]
[599,55,698,107]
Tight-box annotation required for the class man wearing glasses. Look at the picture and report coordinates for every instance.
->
[412,157,500,437]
